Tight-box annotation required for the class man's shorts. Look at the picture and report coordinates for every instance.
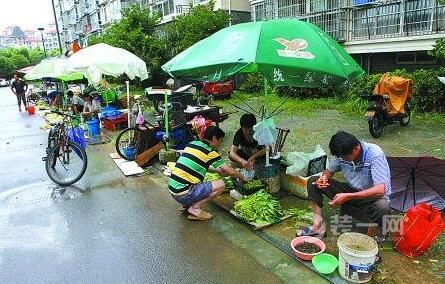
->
[173,181,213,207]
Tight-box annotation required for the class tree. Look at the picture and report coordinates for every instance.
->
[0,56,15,78]
[0,47,46,78]
[88,4,165,84]
[28,48,45,65]
[88,2,230,85]
[10,54,29,69]
[163,2,230,58]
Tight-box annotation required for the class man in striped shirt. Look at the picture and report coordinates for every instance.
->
[297,131,391,238]
[169,126,246,221]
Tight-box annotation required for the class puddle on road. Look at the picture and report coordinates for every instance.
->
[0,182,85,208]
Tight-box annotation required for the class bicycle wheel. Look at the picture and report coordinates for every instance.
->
[115,127,143,161]
[45,141,88,186]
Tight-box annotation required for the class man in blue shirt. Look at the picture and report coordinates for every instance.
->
[297,131,391,238]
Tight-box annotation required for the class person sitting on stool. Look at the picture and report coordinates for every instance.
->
[229,113,266,170]
[297,131,391,239]
[67,89,85,114]
[82,91,101,120]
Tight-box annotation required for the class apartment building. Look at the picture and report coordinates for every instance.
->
[53,0,251,50]
[0,26,26,49]
[250,0,445,73]
[147,0,251,25]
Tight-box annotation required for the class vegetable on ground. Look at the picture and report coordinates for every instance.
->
[234,190,284,224]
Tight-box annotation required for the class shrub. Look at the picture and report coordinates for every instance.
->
[239,73,263,93]
[273,68,445,113]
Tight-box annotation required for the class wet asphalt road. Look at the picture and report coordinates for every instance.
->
[0,87,327,284]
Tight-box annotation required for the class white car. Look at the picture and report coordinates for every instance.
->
[0,78,10,87]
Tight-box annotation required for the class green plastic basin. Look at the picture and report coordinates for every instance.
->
[312,253,339,274]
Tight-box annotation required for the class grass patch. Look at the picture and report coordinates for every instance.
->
[218,91,445,125]
[218,91,367,118]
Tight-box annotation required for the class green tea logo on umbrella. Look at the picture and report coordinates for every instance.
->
[274,38,315,59]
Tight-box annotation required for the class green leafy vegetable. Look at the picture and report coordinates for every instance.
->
[204,173,234,191]
[234,190,284,224]
[287,208,313,224]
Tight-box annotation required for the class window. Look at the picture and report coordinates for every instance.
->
[193,0,207,5]
[153,0,175,17]
[253,3,265,21]
[396,52,436,65]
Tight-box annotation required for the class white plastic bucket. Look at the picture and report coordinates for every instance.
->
[337,233,379,283]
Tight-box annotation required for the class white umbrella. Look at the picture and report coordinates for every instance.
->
[66,43,149,84]
[24,56,83,81]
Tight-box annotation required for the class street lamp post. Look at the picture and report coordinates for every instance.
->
[50,0,63,54]
[37,27,48,57]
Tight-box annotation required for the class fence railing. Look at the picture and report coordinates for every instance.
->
[251,0,445,42]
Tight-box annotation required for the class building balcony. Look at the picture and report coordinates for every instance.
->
[250,0,445,46]
[152,4,191,24]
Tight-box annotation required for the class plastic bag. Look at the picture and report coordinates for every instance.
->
[191,115,212,139]
[101,105,121,118]
[240,168,255,180]
[67,127,87,150]
[285,145,326,177]
[136,106,145,125]
[253,118,277,146]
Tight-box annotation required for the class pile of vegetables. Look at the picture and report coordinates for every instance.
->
[234,190,284,224]
[287,208,313,224]
[35,100,49,110]
[44,113,63,124]
[237,179,265,195]
[204,172,233,191]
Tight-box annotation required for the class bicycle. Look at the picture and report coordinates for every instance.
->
[115,96,158,161]
[43,111,88,186]
[115,97,194,161]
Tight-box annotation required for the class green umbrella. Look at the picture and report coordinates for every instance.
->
[162,18,364,87]
[24,56,84,82]
[162,18,364,165]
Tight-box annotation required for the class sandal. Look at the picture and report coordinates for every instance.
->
[178,206,189,212]
[187,211,214,221]
[296,226,326,239]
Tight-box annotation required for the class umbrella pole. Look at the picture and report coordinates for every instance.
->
[264,77,270,167]
[164,90,169,151]
[264,77,268,118]
[126,81,130,129]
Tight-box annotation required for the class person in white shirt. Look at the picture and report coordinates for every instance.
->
[82,91,101,120]
[67,89,85,114]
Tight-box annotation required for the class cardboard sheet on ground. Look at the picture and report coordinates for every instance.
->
[109,153,145,176]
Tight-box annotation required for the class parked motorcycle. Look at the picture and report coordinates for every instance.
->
[362,74,412,138]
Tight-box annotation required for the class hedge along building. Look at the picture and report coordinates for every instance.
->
[249,0,445,73]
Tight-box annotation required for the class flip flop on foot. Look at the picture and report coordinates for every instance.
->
[187,210,213,221]
[296,226,326,239]
[178,205,189,212]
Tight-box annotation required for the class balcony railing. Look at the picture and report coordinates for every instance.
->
[175,4,190,15]
[152,4,190,18]
[251,0,445,42]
